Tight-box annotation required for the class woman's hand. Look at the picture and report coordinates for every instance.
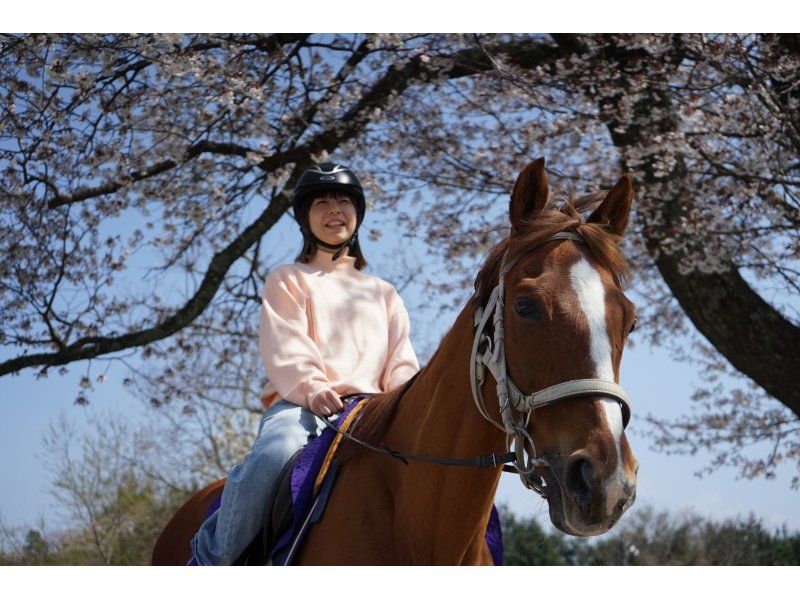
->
[309,388,344,417]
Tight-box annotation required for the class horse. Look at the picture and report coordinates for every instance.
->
[151,157,639,565]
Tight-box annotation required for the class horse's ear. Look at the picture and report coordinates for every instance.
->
[509,157,549,235]
[587,173,634,237]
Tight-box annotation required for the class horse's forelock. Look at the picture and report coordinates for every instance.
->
[472,191,629,312]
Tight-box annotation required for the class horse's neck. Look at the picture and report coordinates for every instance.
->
[394,300,506,452]
[386,299,507,555]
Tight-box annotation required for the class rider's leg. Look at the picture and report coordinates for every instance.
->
[190,399,325,565]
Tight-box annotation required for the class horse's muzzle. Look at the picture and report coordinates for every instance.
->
[542,452,637,536]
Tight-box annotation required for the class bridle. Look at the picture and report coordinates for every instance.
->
[321,231,632,497]
[469,231,631,496]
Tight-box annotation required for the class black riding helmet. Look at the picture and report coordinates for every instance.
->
[292,162,366,260]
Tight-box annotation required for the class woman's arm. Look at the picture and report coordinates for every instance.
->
[259,268,332,409]
[380,290,421,392]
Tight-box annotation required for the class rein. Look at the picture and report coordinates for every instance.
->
[320,390,520,473]
[316,428,520,470]
[321,231,632,496]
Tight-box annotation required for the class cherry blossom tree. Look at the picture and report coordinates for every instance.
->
[1,34,797,485]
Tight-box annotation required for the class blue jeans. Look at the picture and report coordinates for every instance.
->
[190,399,327,565]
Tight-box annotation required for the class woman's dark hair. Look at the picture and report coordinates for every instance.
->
[293,190,368,270]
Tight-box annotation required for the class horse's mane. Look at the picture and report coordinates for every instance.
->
[335,189,630,464]
[471,189,630,314]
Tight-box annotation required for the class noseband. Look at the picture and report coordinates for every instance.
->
[470,231,632,496]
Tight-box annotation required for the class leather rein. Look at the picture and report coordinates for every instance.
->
[322,231,632,496]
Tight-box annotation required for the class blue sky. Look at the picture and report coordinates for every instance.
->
[1,193,798,537]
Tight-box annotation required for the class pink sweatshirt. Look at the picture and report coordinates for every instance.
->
[258,251,420,410]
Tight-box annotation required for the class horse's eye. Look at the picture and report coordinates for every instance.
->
[515,299,541,320]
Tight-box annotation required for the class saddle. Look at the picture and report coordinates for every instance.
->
[233,393,373,565]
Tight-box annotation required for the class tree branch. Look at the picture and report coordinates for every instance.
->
[2,36,567,377]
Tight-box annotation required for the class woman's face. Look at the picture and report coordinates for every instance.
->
[308,192,357,251]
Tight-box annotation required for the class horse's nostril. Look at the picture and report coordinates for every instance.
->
[564,457,593,502]
[622,479,635,498]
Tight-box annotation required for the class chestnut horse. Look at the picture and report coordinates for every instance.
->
[152,157,639,565]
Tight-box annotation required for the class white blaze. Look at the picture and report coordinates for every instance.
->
[569,258,614,382]
[569,258,624,453]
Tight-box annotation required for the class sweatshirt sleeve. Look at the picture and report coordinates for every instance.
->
[380,289,421,392]
[258,268,332,408]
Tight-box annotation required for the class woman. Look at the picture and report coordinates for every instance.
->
[190,162,420,565]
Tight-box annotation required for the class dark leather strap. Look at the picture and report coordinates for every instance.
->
[329,376,521,473]
[322,414,517,471]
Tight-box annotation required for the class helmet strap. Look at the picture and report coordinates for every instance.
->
[306,229,359,261]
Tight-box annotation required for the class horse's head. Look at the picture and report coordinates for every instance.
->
[474,157,639,536]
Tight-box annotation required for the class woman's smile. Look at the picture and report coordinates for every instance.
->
[309,193,357,245]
